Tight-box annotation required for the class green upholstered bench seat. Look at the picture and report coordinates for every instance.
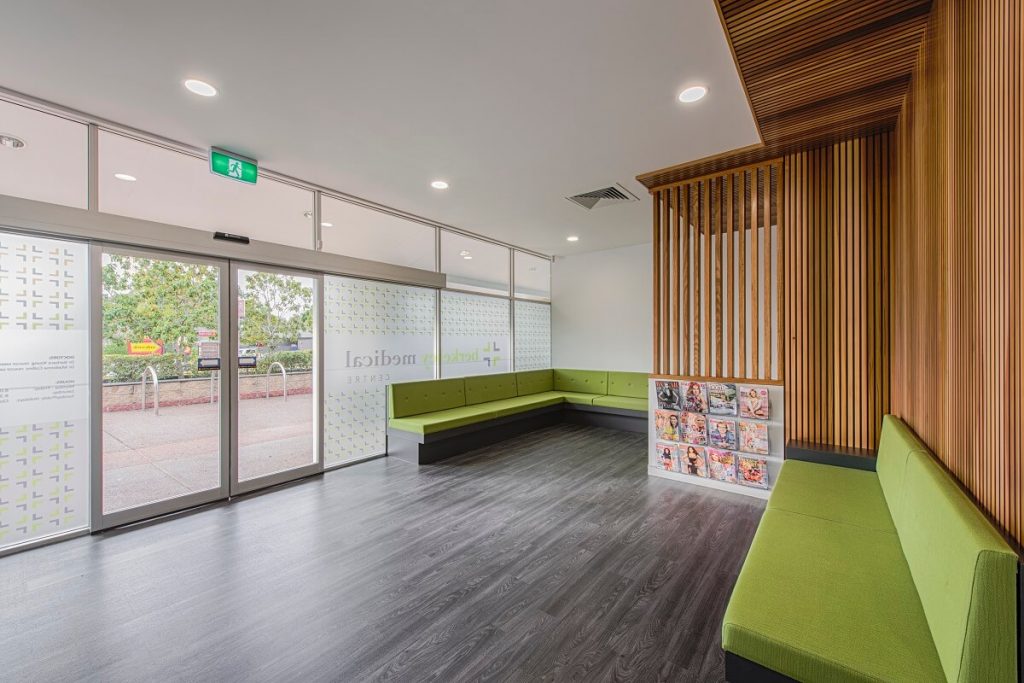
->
[389,393,563,435]
[724,508,946,683]
[592,395,647,411]
[767,460,895,532]
[724,415,1019,683]
[387,369,649,447]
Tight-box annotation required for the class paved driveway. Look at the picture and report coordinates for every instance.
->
[102,394,315,513]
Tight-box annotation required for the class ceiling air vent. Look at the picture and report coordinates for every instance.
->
[566,183,639,210]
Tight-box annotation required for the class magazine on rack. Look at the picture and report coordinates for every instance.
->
[682,381,708,413]
[655,410,681,441]
[737,455,769,489]
[738,420,770,455]
[656,442,678,472]
[655,380,682,410]
[707,382,738,415]
[679,444,708,478]
[707,449,737,483]
[739,385,770,419]
[681,412,708,445]
[708,418,738,450]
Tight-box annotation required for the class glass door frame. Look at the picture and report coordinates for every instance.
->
[89,243,232,531]
[229,261,324,496]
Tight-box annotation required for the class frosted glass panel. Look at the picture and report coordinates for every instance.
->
[324,277,436,465]
[514,252,551,301]
[441,232,509,296]
[0,100,88,209]
[98,131,314,249]
[514,300,551,370]
[441,291,510,377]
[0,231,90,551]
[320,196,436,271]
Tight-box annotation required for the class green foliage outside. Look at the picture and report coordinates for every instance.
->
[252,350,313,375]
[103,354,191,383]
[238,271,313,349]
[102,256,314,383]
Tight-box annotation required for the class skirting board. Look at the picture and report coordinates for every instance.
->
[648,466,770,500]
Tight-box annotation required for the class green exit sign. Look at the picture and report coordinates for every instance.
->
[209,148,258,184]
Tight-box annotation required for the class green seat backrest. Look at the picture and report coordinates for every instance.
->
[553,369,607,395]
[876,414,930,526]
[607,371,647,399]
[516,369,553,396]
[464,373,518,405]
[387,378,465,418]
[895,450,1018,682]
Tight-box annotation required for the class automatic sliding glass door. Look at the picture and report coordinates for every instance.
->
[96,247,229,528]
[231,264,321,494]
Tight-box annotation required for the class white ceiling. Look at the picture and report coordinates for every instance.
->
[0,0,759,256]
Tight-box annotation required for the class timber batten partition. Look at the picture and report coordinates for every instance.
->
[650,161,783,383]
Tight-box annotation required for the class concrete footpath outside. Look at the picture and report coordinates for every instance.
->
[102,394,314,513]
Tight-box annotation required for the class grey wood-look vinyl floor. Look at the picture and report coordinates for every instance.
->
[0,424,765,683]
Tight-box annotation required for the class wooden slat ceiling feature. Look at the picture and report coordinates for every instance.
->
[637,0,931,190]
[724,0,931,144]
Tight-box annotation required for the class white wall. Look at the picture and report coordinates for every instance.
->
[551,243,651,371]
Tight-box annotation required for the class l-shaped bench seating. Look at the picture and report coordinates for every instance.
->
[723,415,1020,683]
[386,369,648,464]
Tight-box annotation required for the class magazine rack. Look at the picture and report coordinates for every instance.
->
[647,378,784,500]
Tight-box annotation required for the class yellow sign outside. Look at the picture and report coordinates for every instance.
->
[127,338,164,355]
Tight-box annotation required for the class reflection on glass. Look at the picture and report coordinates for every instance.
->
[440,232,510,296]
[100,253,221,513]
[236,269,317,481]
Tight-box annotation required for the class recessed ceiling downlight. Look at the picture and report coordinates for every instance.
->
[321,222,333,228]
[0,134,25,149]
[184,79,218,97]
[463,255,473,260]
[566,236,580,242]
[431,180,449,190]
[113,173,137,182]
[677,86,707,103]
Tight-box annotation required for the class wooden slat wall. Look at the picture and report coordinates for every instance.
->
[651,161,783,383]
[892,0,1023,547]
[783,132,893,450]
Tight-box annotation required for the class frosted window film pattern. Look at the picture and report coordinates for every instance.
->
[0,232,90,551]
[440,291,510,377]
[514,300,551,370]
[324,277,435,465]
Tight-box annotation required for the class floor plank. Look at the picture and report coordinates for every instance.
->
[0,424,764,682]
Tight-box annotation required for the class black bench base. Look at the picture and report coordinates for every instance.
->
[725,653,798,683]
[387,403,647,465]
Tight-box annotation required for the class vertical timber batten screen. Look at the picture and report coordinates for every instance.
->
[783,132,893,452]
[650,160,783,384]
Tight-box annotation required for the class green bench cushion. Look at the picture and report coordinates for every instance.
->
[542,390,599,405]
[768,460,895,532]
[516,369,553,395]
[606,371,647,399]
[388,393,562,435]
[591,395,647,412]
[894,450,1018,683]
[553,369,608,395]
[464,372,517,405]
[388,377,465,418]
[723,508,946,683]
[876,414,930,527]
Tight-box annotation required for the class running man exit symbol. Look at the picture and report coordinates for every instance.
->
[209,148,258,184]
